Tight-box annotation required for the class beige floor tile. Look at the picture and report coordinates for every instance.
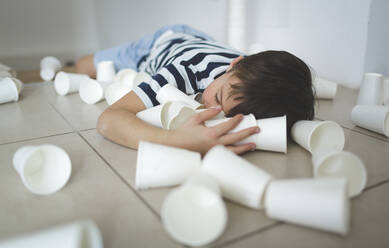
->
[0,84,73,144]
[0,133,182,248]
[315,86,389,142]
[222,183,389,248]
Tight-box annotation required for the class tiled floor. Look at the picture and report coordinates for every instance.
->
[0,82,388,247]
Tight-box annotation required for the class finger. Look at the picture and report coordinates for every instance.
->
[226,143,256,155]
[219,126,260,145]
[212,114,244,136]
[192,106,222,124]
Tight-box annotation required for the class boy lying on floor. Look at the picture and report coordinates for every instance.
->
[76,24,315,155]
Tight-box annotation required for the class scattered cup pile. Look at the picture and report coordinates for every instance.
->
[0,63,24,105]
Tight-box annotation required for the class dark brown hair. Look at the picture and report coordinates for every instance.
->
[227,50,315,137]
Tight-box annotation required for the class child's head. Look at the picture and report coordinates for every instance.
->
[203,50,315,137]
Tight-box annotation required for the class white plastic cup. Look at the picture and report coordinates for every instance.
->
[136,105,164,128]
[313,77,338,99]
[0,77,19,104]
[312,148,367,198]
[115,68,138,88]
[79,78,111,104]
[382,77,389,105]
[156,84,203,109]
[40,56,62,81]
[12,144,72,195]
[161,172,227,247]
[291,120,345,154]
[0,220,103,248]
[133,71,152,86]
[357,73,383,105]
[54,72,89,96]
[96,61,115,83]
[202,145,272,209]
[104,82,132,105]
[351,105,389,137]
[161,101,196,130]
[135,141,201,190]
[265,178,349,235]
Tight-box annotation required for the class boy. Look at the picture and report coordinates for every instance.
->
[76,24,315,155]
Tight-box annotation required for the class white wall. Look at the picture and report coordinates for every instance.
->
[0,0,99,69]
[246,0,372,89]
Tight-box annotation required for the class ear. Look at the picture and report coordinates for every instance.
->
[227,56,244,72]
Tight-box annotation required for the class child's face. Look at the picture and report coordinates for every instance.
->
[202,71,243,115]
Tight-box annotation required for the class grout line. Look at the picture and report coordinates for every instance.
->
[0,131,75,146]
[48,102,77,131]
[79,127,97,132]
[76,132,161,219]
[212,222,282,248]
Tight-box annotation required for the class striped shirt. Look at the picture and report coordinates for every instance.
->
[132,32,243,108]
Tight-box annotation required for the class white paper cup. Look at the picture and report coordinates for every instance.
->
[351,105,389,137]
[291,120,345,154]
[79,78,111,104]
[0,77,19,104]
[115,68,138,88]
[54,72,89,96]
[312,148,367,197]
[104,82,132,105]
[0,70,13,78]
[40,56,62,81]
[0,63,17,77]
[383,77,389,105]
[12,144,72,195]
[195,108,225,120]
[135,141,201,190]
[265,178,349,235]
[96,60,115,83]
[133,71,152,86]
[156,84,203,109]
[202,145,272,209]
[136,105,163,128]
[161,101,196,130]
[11,77,24,93]
[0,220,103,248]
[313,77,338,99]
[161,172,227,247]
[357,73,383,105]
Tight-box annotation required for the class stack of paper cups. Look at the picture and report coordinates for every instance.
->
[0,77,20,104]
[0,220,103,248]
[136,105,164,128]
[265,178,349,235]
[40,56,62,81]
[133,71,152,87]
[312,149,367,197]
[12,144,72,195]
[135,141,201,189]
[54,72,89,96]
[357,73,383,105]
[313,77,338,100]
[161,101,196,130]
[351,105,389,137]
[202,145,272,209]
[115,68,138,88]
[96,61,115,83]
[104,82,132,105]
[156,84,203,110]
[79,78,111,104]
[161,172,227,246]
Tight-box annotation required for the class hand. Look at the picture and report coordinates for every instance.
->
[171,106,260,155]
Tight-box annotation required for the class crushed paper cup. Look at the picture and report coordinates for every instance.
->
[313,77,338,99]
[265,178,349,235]
[291,120,345,154]
[133,71,152,86]
[156,84,203,109]
[161,101,196,130]
[54,72,89,96]
[104,82,132,105]
[135,141,201,190]
[351,105,389,137]
[357,73,383,105]
[12,144,72,195]
[202,145,272,209]
[79,78,111,104]
[383,77,389,105]
[96,60,115,83]
[40,56,62,81]
[0,77,19,104]
[312,148,367,197]
[0,220,103,248]
[115,68,138,88]
[136,105,164,128]
[161,172,227,247]
[0,63,17,77]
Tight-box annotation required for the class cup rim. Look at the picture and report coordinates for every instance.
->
[309,120,344,153]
